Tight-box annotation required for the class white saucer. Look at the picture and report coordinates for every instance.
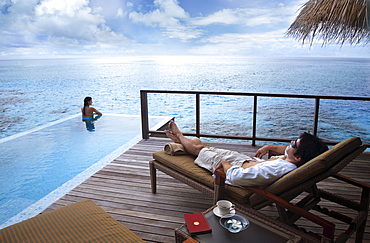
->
[213,207,236,217]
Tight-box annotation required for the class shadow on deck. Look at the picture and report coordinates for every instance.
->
[43,137,370,243]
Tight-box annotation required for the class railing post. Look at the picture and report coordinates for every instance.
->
[140,90,149,139]
[196,93,200,137]
[313,98,320,137]
[252,96,257,146]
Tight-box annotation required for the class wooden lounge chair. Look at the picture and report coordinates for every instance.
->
[0,200,144,243]
[150,137,369,242]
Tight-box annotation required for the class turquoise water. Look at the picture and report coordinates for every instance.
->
[2,56,368,143]
[0,56,369,227]
[0,114,169,228]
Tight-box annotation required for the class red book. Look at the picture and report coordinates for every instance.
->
[184,212,212,235]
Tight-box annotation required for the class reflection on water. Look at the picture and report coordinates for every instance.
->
[82,115,102,131]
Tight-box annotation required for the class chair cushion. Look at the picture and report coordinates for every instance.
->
[153,151,253,203]
[249,137,361,206]
[0,200,144,243]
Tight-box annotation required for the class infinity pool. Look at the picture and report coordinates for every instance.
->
[0,114,170,228]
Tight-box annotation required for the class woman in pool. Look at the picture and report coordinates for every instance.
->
[81,97,102,121]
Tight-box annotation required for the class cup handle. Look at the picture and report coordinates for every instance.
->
[230,204,235,211]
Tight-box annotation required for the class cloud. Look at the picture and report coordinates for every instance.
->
[190,4,297,27]
[188,28,370,57]
[164,26,203,42]
[117,8,123,17]
[89,0,126,19]
[184,2,311,56]
[128,0,301,44]
[33,0,125,43]
[0,0,367,58]
[0,0,127,58]
[129,0,203,41]
[191,9,245,26]
[189,30,292,55]
[129,0,188,27]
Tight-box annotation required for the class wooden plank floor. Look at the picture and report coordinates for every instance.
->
[43,137,370,243]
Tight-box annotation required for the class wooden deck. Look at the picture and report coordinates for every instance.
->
[43,137,370,243]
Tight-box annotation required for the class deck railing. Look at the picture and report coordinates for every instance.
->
[140,90,370,147]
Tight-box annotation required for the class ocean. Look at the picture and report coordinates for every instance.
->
[0,56,369,144]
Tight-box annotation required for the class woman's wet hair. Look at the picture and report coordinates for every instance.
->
[82,97,92,116]
[294,132,328,166]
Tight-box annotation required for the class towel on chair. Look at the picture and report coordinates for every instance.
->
[164,138,202,156]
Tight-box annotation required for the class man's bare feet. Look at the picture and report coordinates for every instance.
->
[169,120,182,136]
[165,130,181,143]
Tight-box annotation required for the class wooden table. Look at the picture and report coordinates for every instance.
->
[175,206,319,243]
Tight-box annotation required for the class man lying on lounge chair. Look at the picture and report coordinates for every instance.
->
[165,121,328,187]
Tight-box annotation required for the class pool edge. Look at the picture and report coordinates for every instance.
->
[0,114,172,229]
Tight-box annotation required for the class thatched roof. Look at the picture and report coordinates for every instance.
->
[286,0,370,46]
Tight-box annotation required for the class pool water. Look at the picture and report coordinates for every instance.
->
[0,114,170,228]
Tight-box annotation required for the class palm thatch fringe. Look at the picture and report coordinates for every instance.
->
[286,0,370,46]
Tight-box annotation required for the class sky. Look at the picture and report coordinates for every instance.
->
[0,0,369,59]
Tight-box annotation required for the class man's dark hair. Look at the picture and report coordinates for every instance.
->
[294,132,328,167]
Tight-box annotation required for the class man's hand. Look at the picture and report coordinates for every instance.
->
[254,145,271,159]
[215,160,232,173]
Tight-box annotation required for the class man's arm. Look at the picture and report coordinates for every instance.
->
[216,160,232,173]
[223,160,297,187]
[254,145,287,159]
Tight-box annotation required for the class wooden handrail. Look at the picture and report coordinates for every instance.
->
[140,90,370,147]
[333,174,370,190]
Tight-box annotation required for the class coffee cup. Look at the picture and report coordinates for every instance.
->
[216,200,235,215]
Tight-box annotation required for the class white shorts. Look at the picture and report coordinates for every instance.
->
[194,147,255,172]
